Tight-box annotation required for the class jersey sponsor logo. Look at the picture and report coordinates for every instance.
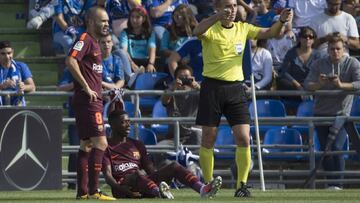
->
[114,162,138,172]
[133,151,140,160]
[0,110,50,190]
[92,63,103,73]
[73,41,84,51]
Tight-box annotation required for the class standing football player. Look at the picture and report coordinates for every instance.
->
[65,6,115,200]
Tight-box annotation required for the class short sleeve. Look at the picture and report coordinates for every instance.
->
[18,62,32,80]
[114,56,125,81]
[119,30,129,49]
[68,33,91,61]
[245,23,261,39]
[144,0,160,10]
[54,0,64,15]
[148,31,157,48]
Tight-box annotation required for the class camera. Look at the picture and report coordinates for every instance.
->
[179,77,193,86]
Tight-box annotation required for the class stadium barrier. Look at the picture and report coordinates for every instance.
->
[1,90,360,188]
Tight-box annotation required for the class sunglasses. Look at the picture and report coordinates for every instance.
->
[301,34,314,39]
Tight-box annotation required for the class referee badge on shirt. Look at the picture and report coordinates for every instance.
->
[235,42,243,55]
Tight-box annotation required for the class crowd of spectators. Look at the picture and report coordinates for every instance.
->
[1,0,357,193]
[1,1,354,124]
[1,0,357,138]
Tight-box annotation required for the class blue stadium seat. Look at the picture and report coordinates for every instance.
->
[249,99,287,137]
[214,125,236,159]
[292,100,314,136]
[133,72,169,108]
[262,128,303,160]
[151,99,169,137]
[103,101,139,118]
[129,126,157,145]
[350,97,360,158]
[124,101,140,117]
[313,132,350,159]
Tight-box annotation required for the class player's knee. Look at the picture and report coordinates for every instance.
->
[201,134,216,148]
[234,135,250,147]
[201,127,217,148]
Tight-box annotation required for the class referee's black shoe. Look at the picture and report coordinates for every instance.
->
[234,182,251,197]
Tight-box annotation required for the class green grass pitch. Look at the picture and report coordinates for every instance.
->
[0,188,359,203]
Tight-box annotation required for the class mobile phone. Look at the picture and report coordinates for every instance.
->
[326,74,337,80]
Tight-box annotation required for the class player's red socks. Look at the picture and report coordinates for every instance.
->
[77,150,89,196]
[172,163,202,192]
[136,175,160,197]
[88,148,105,195]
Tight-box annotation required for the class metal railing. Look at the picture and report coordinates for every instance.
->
[1,89,360,188]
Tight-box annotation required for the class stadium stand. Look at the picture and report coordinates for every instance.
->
[133,72,169,108]
[249,99,287,137]
[292,100,315,138]
[2,0,360,191]
[262,128,303,160]
[214,125,236,160]
[151,99,169,138]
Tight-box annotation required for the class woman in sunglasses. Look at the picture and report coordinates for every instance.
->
[277,26,320,113]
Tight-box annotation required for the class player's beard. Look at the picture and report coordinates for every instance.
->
[96,24,109,37]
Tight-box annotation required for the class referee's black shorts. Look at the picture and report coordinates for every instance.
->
[196,77,250,127]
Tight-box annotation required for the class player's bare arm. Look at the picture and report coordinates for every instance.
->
[257,9,292,39]
[65,56,98,102]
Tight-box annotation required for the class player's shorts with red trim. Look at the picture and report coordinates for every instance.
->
[74,104,105,140]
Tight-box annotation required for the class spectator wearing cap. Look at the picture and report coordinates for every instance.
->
[0,41,36,106]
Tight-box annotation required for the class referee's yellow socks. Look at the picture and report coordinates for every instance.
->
[199,146,214,183]
[235,146,251,189]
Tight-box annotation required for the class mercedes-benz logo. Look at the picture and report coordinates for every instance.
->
[0,110,50,191]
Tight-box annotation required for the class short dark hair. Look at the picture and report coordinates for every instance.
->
[85,6,106,26]
[174,63,193,78]
[108,109,128,126]
[0,41,11,49]
[328,32,346,45]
